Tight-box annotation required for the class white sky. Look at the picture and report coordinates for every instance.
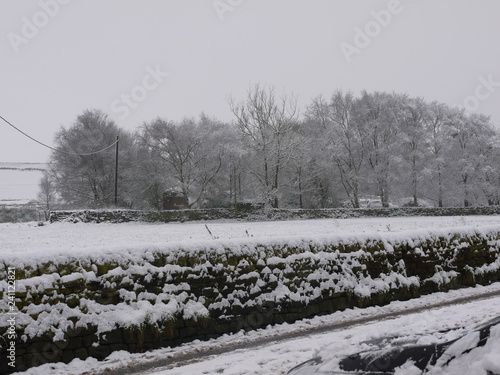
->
[1,0,500,162]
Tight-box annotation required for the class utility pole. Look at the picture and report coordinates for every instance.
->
[114,135,119,205]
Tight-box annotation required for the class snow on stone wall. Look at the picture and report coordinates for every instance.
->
[1,227,500,373]
[49,206,500,224]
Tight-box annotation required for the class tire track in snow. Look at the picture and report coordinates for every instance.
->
[92,288,500,375]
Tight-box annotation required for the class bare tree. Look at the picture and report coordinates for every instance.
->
[482,142,500,206]
[422,101,451,207]
[394,96,428,207]
[139,116,225,208]
[448,110,495,206]
[229,84,298,208]
[308,91,368,208]
[37,171,56,213]
[132,142,168,210]
[357,91,399,207]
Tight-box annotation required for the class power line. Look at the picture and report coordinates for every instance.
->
[0,115,119,156]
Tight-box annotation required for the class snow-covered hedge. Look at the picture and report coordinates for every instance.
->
[1,227,500,373]
[49,206,500,224]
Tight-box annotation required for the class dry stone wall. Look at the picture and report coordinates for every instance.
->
[1,228,500,373]
[49,206,500,224]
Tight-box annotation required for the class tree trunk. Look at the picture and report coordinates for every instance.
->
[352,179,360,208]
[273,164,280,208]
[463,174,469,207]
[379,172,389,208]
[297,167,303,209]
[412,156,418,207]
[437,165,443,208]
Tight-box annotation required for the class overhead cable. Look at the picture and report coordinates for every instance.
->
[0,115,118,156]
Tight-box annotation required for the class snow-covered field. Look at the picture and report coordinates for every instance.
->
[3,215,500,257]
[0,164,45,205]
[13,283,500,375]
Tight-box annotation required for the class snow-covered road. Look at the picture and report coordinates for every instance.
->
[16,283,500,375]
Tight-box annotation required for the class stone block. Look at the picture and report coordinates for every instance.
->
[101,329,123,345]
[61,349,74,364]
[74,347,88,360]
[88,345,110,360]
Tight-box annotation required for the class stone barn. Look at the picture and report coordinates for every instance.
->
[162,191,188,210]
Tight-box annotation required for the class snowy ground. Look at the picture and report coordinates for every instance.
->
[3,215,500,257]
[4,216,500,374]
[13,283,500,375]
[0,165,44,205]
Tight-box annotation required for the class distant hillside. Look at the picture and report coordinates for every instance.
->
[0,162,47,171]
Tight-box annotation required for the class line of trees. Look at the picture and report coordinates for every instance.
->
[39,85,500,210]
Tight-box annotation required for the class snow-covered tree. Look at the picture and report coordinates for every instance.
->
[420,101,452,207]
[37,171,57,211]
[138,116,226,208]
[307,91,368,208]
[49,109,136,207]
[395,95,429,206]
[356,91,400,207]
[447,110,496,206]
[229,84,299,208]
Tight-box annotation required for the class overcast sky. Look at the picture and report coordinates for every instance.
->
[1,0,500,162]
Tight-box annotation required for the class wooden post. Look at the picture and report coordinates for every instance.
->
[114,136,119,206]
